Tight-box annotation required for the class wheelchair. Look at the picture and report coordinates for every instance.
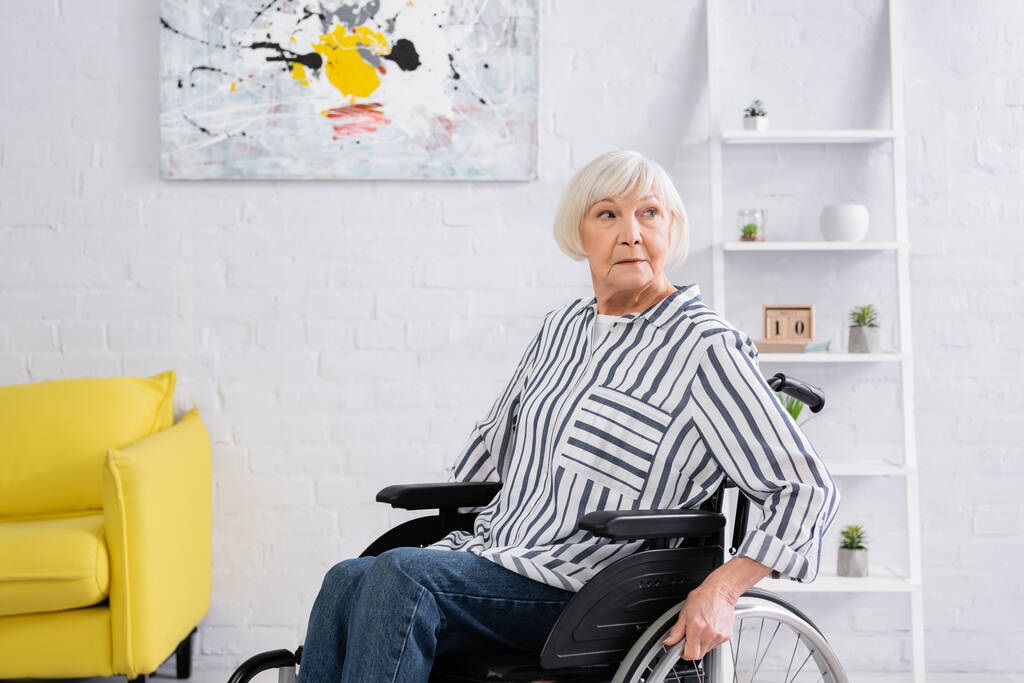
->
[228,373,848,683]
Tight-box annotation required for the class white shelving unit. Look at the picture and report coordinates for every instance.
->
[766,566,917,594]
[704,1,924,681]
[748,353,909,363]
[721,129,902,144]
[828,460,910,477]
[723,241,904,252]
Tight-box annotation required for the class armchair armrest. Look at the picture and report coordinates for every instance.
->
[102,409,211,678]
[579,509,726,541]
[376,482,502,510]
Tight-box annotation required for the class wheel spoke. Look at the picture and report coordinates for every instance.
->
[786,650,814,683]
[733,621,742,677]
[784,630,801,682]
[753,618,765,674]
[751,620,782,679]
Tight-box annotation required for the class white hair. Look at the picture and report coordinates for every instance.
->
[552,150,689,263]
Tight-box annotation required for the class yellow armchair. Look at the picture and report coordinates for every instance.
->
[0,371,211,681]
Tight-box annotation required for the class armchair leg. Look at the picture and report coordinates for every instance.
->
[176,628,197,679]
[129,677,146,683]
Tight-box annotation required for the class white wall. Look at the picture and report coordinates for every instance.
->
[1,0,1021,676]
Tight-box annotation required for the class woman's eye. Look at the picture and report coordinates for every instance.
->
[597,210,615,219]
[642,208,659,218]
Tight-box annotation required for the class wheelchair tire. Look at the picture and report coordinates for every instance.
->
[611,591,848,683]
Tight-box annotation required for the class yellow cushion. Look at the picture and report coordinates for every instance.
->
[0,606,114,678]
[0,371,175,517]
[0,513,110,616]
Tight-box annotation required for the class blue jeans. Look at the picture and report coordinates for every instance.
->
[298,547,574,683]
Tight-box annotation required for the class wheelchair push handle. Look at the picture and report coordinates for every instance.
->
[768,372,825,413]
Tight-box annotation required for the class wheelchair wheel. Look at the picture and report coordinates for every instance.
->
[612,592,848,683]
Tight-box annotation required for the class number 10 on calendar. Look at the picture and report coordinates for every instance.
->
[762,305,815,342]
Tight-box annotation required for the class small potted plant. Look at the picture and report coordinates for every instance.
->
[743,99,769,130]
[776,392,811,426]
[837,524,868,577]
[737,208,765,241]
[847,304,879,353]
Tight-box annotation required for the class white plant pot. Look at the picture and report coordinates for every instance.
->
[848,326,879,354]
[819,203,870,242]
[743,115,770,131]
[837,548,868,577]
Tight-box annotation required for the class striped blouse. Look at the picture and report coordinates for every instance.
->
[432,285,840,592]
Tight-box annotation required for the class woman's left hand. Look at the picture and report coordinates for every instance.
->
[661,556,773,661]
[662,581,736,661]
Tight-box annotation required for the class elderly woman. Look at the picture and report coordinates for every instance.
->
[298,150,839,683]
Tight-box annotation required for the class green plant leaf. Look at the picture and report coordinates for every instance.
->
[839,523,868,550]
[775,392,812,426]
[848,304,879,328]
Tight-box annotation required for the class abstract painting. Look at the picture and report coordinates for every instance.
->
[160,1,539,180]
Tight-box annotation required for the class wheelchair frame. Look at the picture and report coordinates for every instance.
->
[227,373,847,683]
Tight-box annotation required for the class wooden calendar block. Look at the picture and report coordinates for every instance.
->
[762,305,815,341]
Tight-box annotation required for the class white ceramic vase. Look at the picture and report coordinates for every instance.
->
[837,548,868,577]
[819,203,869,242]
[743,115,770,131]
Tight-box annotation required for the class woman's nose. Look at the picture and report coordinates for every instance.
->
[619,216,642,245]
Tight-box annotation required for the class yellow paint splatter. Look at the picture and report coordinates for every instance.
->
[291,62,310,86]
[230,81,237,92]
[312,25,389,99]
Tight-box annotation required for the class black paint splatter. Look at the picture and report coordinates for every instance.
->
[182,111,249,139]
[160,17,228,49]
[181,65,266,90]
[251,0,277,24]
[384,39,420,71]
[445,53,490,106]
[190,65,232,78]
[182,113,214,136]
[299,8,325,27]
[248,41,323,70]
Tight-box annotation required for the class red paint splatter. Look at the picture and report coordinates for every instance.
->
[434,116,457,136]
[322,102,391,139]
[378,64,387,75]
[423,115,459,152]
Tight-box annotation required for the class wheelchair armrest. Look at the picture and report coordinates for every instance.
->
[376,482,502,510]
[579,508,726,541]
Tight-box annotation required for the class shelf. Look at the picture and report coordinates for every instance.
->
[723,241,903,252]
[707,3,923,679]
[756,353,908,363]
[761,566,917,593]
[721,129,902,144]
[828,460,910,477]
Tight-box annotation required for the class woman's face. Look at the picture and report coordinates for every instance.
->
[580,189,673,299]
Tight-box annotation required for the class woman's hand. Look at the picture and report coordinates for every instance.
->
[662,580,737,660]
[662,556,773,661]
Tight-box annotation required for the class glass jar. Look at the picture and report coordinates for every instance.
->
[737,209,765,242]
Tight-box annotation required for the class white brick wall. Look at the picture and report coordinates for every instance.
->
[1,0,1022,677]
